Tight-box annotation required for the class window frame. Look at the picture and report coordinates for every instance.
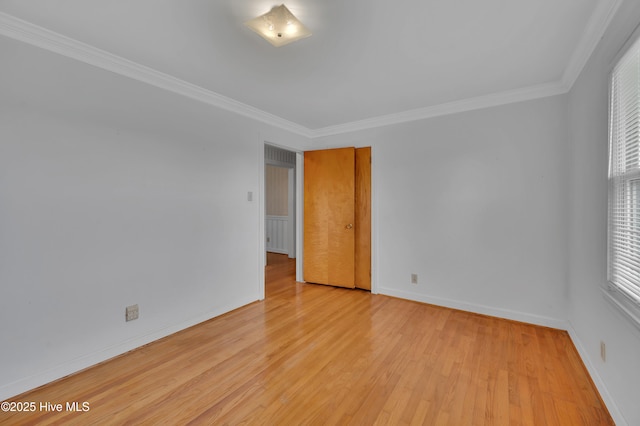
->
[605,31,640,331]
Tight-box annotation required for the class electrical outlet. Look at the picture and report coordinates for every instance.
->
[126,304,139,322]
[600,341,606,362]
[411,273,418,284]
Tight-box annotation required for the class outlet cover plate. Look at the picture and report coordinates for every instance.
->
[126,304,139,322]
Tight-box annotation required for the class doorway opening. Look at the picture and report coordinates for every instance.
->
[265,252,296,298]
[260,143,375,299]
[264,145,297,268]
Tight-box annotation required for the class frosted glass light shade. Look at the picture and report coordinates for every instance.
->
[245,4,311,47]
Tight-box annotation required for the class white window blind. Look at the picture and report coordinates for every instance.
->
[608,35,640,311]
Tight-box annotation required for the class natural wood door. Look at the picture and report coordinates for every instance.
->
[355,147,371,290]
[304,148,355,288]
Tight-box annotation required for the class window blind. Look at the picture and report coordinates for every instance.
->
[608,35,640,306]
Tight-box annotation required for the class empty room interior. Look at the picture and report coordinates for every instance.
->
[2,0,640,424]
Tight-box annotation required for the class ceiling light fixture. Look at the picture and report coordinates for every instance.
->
[245,4,311,47]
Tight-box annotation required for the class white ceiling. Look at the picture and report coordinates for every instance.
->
[0,0,621,135]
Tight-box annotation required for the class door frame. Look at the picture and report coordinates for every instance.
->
[258,142,377,299]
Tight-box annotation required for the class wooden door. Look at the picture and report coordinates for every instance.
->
[304,147,371,290]
[355,147,371,290]
[304,148,355,288]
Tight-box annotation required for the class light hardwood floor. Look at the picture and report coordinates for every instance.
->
[2,253,613,425]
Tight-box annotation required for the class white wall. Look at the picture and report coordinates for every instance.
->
[314,95,570,327]
[0,36,310,399]
[567,1,640,424]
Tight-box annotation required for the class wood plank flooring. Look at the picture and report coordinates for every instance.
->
[1,253,613,425]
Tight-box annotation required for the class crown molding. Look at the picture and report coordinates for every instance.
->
[0,2,621,140]
[313,0,622,138]
[0,12,314,138]
[562,0,623,88]
[311,81,569,138]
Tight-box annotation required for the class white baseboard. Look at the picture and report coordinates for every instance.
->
[266,249,288,255]
[378,287,567,329]
[566,324,627,426]
[0,296,257,401]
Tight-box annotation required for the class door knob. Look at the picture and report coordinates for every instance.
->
[345,223,353,229]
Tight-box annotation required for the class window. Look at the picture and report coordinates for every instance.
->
[607,35,640,327]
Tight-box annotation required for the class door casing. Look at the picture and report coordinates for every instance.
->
[258,142,376,298]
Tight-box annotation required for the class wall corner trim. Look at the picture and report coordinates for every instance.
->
[311,82,569,137]
[562,0,624,89]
